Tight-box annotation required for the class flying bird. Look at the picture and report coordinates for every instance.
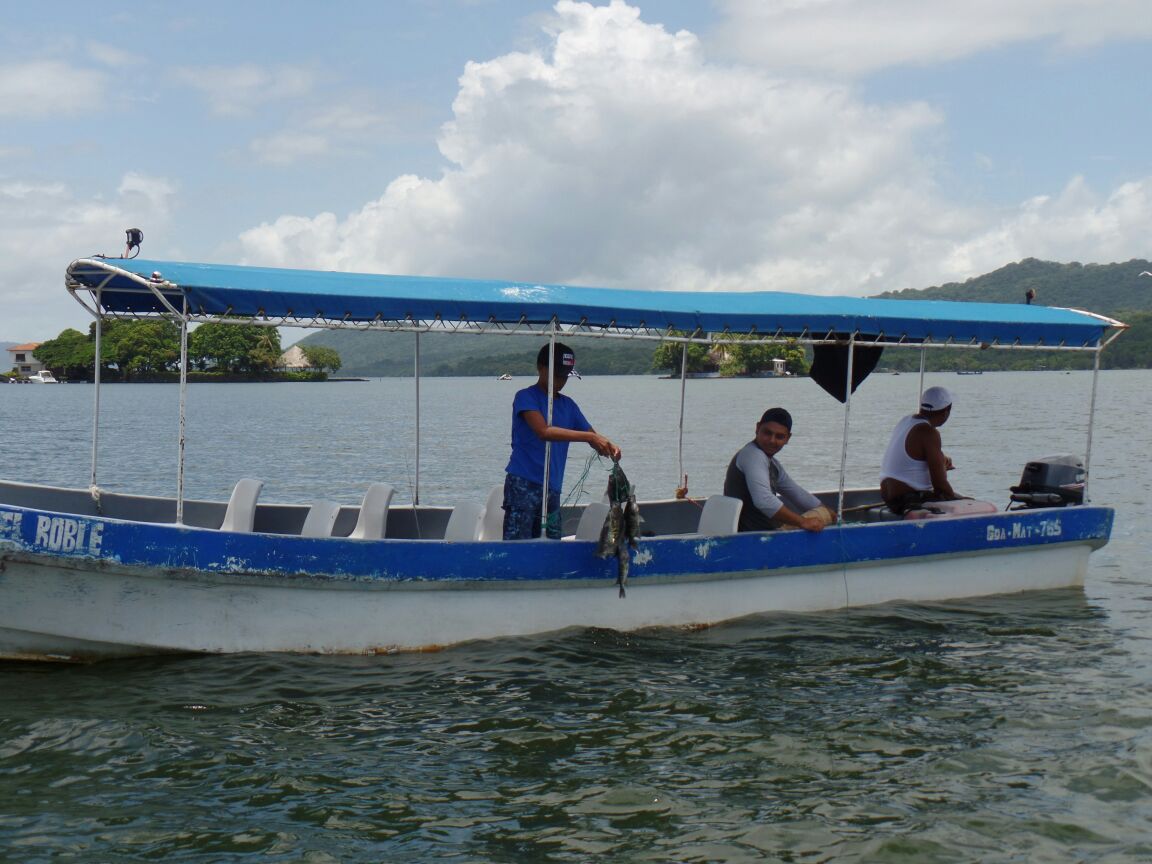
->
[1140,271,1152,277]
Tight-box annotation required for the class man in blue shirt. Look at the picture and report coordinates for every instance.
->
[503,343,621,539]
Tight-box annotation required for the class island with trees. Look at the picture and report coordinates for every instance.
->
[13,322,342,383]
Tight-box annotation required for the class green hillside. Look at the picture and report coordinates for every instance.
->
[877,257,1152,317]
[298,258,1151,375]
[296,330,658,377]
[875,258,1149,371]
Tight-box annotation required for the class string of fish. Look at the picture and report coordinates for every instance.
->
[596,460,641,598]
[554,455,641,597]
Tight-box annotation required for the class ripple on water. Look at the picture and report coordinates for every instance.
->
[1,589,1151,861]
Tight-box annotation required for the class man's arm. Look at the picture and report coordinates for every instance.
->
[773,463,823,514]
[735,449,825,532]
[772,463,827,533]
[521,410,620,459]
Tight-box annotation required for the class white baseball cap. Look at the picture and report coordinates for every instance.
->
[920,386,953,412]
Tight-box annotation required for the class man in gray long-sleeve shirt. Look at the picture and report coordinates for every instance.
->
[723,407,831,533]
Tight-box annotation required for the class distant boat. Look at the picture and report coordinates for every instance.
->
[26,371,59,384]
[497,373,512,381]
[956,370,984,376]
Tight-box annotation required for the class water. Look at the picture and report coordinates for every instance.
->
[2,371,1151,862]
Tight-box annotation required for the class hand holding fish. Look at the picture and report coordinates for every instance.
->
[589,432,621,460]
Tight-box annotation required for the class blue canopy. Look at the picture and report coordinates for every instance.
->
[66,257,1121,348]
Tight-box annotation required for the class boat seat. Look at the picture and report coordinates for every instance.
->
[565,501,611,541]
[478,484,504,541]
[218,478,263,532]
[696,495,743,535]
[348,482,395,539]
[301,500,341,537]
[444,501,484,541]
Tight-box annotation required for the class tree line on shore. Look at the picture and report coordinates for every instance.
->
[9,321,342,382]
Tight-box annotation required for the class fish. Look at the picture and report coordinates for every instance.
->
[596,501,623,559]
[616,543,629,598]
[625,492,641,549]
[600,460,639,597]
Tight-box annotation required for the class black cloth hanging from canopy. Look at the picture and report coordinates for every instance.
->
[809,343,885,403]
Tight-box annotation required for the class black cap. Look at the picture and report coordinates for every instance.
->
[537,342,576,372]
[758,407,792,430]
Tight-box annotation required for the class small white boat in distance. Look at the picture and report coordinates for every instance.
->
[26,370,59,384]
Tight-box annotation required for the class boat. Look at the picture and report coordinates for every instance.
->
[497,373,512,381]
[956,370,984,375]
[26,370,59,383]
[0,257,1127,662]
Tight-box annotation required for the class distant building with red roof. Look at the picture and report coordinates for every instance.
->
[6,343,46,378]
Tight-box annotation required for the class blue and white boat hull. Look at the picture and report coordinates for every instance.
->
[0,501,1112,661]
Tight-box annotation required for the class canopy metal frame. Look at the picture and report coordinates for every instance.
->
[67,258,1127,521]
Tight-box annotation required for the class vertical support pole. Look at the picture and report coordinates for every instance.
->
[836,335,856,522]
[541,325,557,536]
[414,331,421,505]
[917,348,927,407]
[1083,346,1102,503]
[677,341,688,491]
[89,291,103,495]
[175,301,189,524]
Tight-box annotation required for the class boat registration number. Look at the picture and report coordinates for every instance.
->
[986,518,1062,542]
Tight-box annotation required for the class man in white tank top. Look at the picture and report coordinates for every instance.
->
[879,386,960,513]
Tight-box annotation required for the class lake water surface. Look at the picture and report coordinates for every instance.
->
[1,371,1150,861]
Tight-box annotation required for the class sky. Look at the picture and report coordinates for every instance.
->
[2,0,1150,342]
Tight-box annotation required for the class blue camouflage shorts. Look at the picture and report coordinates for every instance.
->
[503,474,562,540]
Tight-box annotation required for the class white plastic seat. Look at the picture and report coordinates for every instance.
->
[348,482,395,540]
[696,495,742,535]
[572,501,611,541]
[444,501,484,541]
[219,478,263,532]
[301,500,341,537]
[479,484,505,541]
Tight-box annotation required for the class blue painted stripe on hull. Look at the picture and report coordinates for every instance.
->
[0,504,1113,586]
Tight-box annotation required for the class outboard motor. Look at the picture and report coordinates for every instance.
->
[1009,454,1085,508]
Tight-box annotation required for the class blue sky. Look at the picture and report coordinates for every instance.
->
[2,0,1150,341]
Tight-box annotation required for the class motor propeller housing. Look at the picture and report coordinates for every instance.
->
[1010,454,1085,508]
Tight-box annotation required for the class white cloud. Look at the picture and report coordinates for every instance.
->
[237,0,1152,300]
[711,0,1152,77]
[943,176,1152,278]
[172,63,315,116]
[0,174,176,340]
[87,42,140,68]
[250,132,331,166]
[248,104,404,166]
[239,1,943,291]
[0,61,106,116]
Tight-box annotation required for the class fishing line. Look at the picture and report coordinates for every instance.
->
[544,453,614,534]
[398,442,422,539]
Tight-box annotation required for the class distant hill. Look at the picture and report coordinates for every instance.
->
[876,257,1152,317]
[299,258,1151,375]
[296,330,658,377]
[875,258,1150,370]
